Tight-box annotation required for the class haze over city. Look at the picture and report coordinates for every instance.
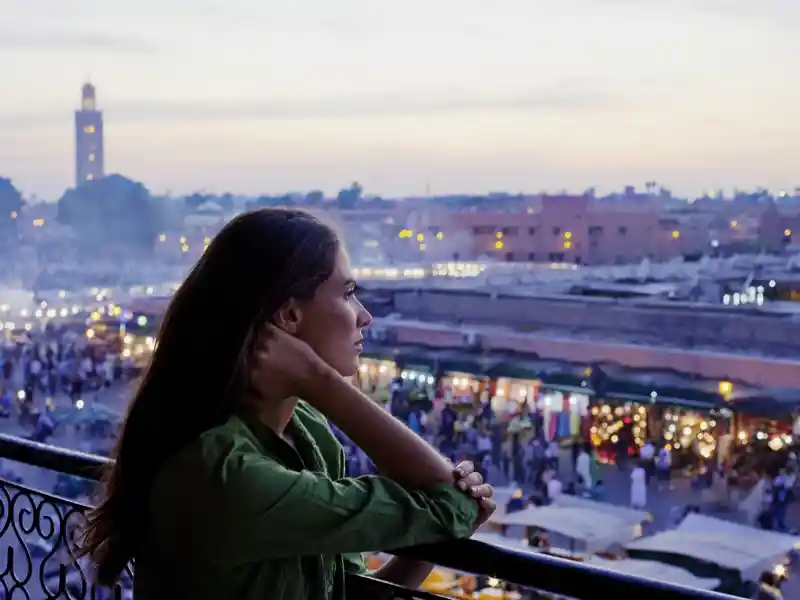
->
[2,0,799,199]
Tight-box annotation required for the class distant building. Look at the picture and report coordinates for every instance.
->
[74,83,105,187]
[390,194,712,265]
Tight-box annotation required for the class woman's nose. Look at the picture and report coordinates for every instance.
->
[357,306,372,329]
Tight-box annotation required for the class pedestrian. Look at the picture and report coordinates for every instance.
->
[630,460,647,509]
[640,439,655,484]
[656,445,672,491]
[576,444,592,492]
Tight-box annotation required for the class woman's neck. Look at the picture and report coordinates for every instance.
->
[246,393,298,437]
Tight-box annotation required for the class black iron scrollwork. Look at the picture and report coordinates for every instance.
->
[0,478,132,600]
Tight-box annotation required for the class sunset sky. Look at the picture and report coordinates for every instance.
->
[2,0,798,199]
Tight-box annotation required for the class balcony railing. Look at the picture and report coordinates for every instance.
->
[0,433,741,600]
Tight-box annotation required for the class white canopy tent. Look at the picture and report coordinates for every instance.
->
[624,526,788,583]
[587,556,720,590]
[491,505,638,553]
[471,532,720,591]
[676,513,800,554]
[488,486,524,519]
[552,495,651,527]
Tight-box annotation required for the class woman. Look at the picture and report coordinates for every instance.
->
[79,209,495,599]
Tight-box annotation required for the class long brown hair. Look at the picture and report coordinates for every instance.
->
[79,208,340,585]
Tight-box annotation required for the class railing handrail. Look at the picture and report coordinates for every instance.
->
[0,433,111,479]
[0,433,740,600]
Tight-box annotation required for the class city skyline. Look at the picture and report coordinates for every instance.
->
[1,0,799,199]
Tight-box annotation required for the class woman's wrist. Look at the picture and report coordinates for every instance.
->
[301,362,348,405]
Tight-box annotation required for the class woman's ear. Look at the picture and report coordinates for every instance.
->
[274,299,302,334]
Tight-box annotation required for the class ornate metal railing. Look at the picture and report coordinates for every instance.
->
[0,433,740,600]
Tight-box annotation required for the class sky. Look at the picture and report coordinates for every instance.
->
[1,0,799,200]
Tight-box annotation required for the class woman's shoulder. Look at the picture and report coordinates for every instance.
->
[154,416,265,488]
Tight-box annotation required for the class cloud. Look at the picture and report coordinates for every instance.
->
[0,79,625,131]
[1,75,688,133]
[119,86,616,121]
[0,30,158,53]
[586,0,800,28]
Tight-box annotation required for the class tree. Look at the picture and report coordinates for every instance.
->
[184,192,208,211]
[0,178,23,257]
[336,182,363,209]
[305,190,325,205]
[57,174,161,254]
[218,193,234,212]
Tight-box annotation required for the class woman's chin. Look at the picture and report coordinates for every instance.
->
[328,357,360,379]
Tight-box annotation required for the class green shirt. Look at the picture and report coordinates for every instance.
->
[135,400,478,600]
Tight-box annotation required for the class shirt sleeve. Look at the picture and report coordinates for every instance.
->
[180,450,478,565]
[342,552,368,575]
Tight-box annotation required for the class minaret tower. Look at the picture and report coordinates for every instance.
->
[74,82,105,186]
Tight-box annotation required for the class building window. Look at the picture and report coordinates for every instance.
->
[86,174,94,181]
[548,252,565,262]
[473,226,495,235]
[589,226,603,235]
[528,227,537,236]
[501,227,519,236]
[84,125,95,134]
[504,252,514,262]
[552,226,561,236]
[88,153,95,162]
[528,252,536,261]
[618,226,627,235]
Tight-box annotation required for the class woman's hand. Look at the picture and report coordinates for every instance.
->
[250,324,334,399]
[453,461,496,530]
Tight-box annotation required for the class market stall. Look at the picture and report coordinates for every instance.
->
[589,401,648,462]
[490,376,540,417]
[676,513,800,560]
[551,495,652,529]
[625,518,798,593]
[538,388,590,441]
[489,505,639,554]
[440,371,489,409]
[355,357,397,403]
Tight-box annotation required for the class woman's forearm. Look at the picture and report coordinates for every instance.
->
[374,557,434,588]
[306,369,454,487]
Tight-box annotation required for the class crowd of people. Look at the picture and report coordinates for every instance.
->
[0,322,136,441]
[333,375,800,537]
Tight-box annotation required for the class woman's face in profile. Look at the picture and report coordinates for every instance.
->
[294,249,372,377]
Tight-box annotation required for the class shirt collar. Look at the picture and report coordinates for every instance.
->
[236,404,326,472]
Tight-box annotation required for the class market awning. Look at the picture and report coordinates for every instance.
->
[491,505,637,553]
[729,388,800,419]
